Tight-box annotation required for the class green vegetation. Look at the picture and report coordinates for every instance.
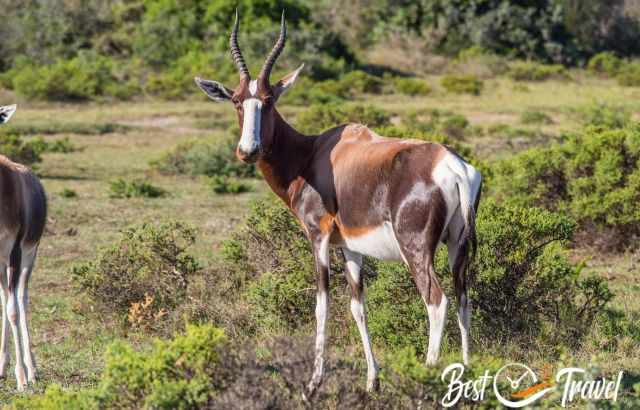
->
[206,176,252,194]
[296,103,390,134]
[109,178,167,198]
[493,125,640,249]
[152,138,257,178]
[59,188,78,198]
[71,220,199,327]
[441,75,483,95]
[520,109,553,125]
[393,77,431,96]
[507,61,567,81]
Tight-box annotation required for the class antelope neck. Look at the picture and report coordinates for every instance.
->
[257,110,314,205]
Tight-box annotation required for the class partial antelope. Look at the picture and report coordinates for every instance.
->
[195,12,482,396]
[0,104,47,390]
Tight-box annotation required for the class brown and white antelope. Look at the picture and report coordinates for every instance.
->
[0,104,47,390]
[195,12,482,396]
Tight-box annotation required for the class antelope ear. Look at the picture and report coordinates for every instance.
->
[194,77,233,101]
[274,63,305,100]
[0,104,16,124]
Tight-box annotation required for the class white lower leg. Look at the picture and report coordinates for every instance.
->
[426,294,448,365]
[350,296,378,390]
[0,288,8,378]
[457,294,471,366]
[17,270,35,382]
[7,290,26,390]
[308,290,328,391]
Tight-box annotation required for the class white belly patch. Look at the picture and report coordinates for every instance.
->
[342,222,403,261]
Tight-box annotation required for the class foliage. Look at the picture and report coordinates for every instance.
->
[151,137,257,178]
[0,134,43,166]
[60,188,78,199]
[206,176,251,194]
[492,125,640,249]
[71,220,199,324]
[6,53,138,101]
[507,61,567,81]
[109,178,167,198]
[396,109,470,141]
[587,52,623,77]
[441,75,483,95]
[616,61,640,87]
[579,103,631,129]
[467,200,612,345]
[520,110,553,125]
[296,103,391,134]
[393,77,431,96]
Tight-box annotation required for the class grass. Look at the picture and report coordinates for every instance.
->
[0,70,638,404]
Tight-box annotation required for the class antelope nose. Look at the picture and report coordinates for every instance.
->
[236,146,259,163]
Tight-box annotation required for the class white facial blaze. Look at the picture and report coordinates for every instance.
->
[239,98,262,154]
[238,79,262,155]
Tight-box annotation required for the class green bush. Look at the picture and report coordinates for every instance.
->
[520,110,553,125]
[9,53,138,101]
[60,188,78,198]
[441,75,483,95]
[393,77,431,96]
[0,135,43,166]
[616,61,640,87]
[587,52,623,77]
[339,70,384,94]
[492,125,640,249]
[296,103,391,134]
[579,103,630,129]
[71,220,199,324]
[280,78,343,105]
[397,109,470,141]
[151,137,257,178]
[507,61,568,81]
[109,178,167,198]
[206,176,251,194]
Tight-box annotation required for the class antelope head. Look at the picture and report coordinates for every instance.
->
[195,11,304,163]
[0,105,16,124]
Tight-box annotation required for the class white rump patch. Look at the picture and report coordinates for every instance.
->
[342,222,403,261]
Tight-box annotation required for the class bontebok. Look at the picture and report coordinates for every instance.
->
[196,11,482,397]
[0,105,47,390]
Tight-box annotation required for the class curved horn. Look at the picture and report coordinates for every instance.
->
[258,10,286,86]
[230,9,250,80]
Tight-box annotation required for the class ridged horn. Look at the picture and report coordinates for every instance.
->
[258,10,286,86]
[230,9,250,80]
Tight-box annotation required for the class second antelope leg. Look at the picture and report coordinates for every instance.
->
[343,249,378,391]
[307,234,330,396]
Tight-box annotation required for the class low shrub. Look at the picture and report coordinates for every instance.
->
[71,220,199,325]
[441,75,483,95]
[0,122,130,137]
[151,137,256,178]
[452,46,509,78]
[508,61,567,82]
[206,176,251,194]
[60,188,78,198]
[616,62,640,87]
[0,134,43,166]
[296,103,391,134]
[520,110,553,125]
[393,77,431,96]
[339,70,384,94]
[9,53,138,101]
[280,78,343,105]
[492,125,640,249]
[587,52,623,77]
[579,103,630,129]
[109,178,167,198]
[398,109,470,141]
